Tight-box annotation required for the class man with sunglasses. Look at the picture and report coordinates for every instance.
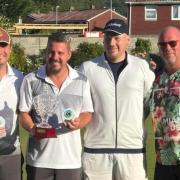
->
[0,28,23,180]
[150,26,180,180]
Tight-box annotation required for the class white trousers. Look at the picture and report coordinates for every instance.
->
[82,152,148,180]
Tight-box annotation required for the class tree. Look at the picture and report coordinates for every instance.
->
[30,0,105,13]
[104,0,127,16]
[0,0,127,23]
[0,16,12,29]
[0,0,34,23]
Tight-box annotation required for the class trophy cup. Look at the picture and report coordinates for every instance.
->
[33,94,57,139]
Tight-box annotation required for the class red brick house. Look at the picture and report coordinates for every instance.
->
[22,9,127,32]
[125,0,180,35]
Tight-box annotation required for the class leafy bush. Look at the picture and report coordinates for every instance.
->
[9,43,27,73]
[0,16,12,29]
[9,43,43,74]
[24,54,44,74]
[9,41,104,74]
[131,38,152,58]
[69,42,103,68]
[26,48,45,73]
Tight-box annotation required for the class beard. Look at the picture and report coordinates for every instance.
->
[46,60,62,75]
[48,67,61,74]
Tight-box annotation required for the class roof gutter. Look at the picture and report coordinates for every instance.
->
[125,1,180,5]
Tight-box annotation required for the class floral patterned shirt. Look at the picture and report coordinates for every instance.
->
[150,70,180,165]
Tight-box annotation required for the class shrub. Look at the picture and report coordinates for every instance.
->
[9,43,43,74]
[69,42,103,68]
[9,41,104,73]
[131,38,152,58]
[0,16,12,29]
[9,43,27,73]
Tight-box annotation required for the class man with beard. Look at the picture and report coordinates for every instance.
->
[0,27,24,180]
[19,32,93,180]
[150,26,180,180]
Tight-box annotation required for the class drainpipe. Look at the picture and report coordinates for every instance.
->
[129,1,132,35]
[110,0,112,19]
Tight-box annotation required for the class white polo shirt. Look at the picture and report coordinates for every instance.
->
[0,64,23,155]
[19,65,93,169]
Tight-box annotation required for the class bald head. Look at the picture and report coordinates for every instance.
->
[158,26,180,74]
[158,26,180,43]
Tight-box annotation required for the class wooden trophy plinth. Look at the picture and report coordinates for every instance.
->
[34,126,57,139]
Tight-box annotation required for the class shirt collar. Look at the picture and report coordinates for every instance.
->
[36,64,79,80]
[6,63,15,76]
[163,68,180,78]
[104,52,128,64]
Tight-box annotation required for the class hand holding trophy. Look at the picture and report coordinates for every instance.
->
[33,94,57,138]
[62,108,80,130]
[63,108,76,121]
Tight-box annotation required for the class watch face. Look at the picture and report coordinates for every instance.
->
[63,108,75,121]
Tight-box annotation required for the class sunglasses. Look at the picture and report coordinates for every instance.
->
[0,42,8,47]
[158,40,180,48]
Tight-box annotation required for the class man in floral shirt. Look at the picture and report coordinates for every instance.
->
[150,26,180,180]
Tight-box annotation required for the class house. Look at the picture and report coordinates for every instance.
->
[18,9,127,35]
[125,0,180,35]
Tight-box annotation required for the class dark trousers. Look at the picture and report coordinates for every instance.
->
[154,162,180,180]
[26,165,81,180]
[0,154,22,180]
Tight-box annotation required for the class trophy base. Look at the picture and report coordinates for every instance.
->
[34,127,57,139]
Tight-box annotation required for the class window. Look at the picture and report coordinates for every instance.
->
[172,5,180,20]
[145,5,157,21]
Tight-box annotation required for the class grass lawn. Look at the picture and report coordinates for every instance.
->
[20,126,28,180]
[145,117,155,180]
[20,117,155,180]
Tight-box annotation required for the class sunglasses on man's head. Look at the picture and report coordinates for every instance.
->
[157,40,180,48]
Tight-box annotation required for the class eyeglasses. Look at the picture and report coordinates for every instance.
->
[157,40,180,48]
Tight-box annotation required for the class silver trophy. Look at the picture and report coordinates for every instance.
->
[33,94,57,138]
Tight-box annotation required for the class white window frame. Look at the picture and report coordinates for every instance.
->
[145,5,157,21]
[171,5,180,20]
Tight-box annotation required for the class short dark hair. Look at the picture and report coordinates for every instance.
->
[47,31,71,50]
